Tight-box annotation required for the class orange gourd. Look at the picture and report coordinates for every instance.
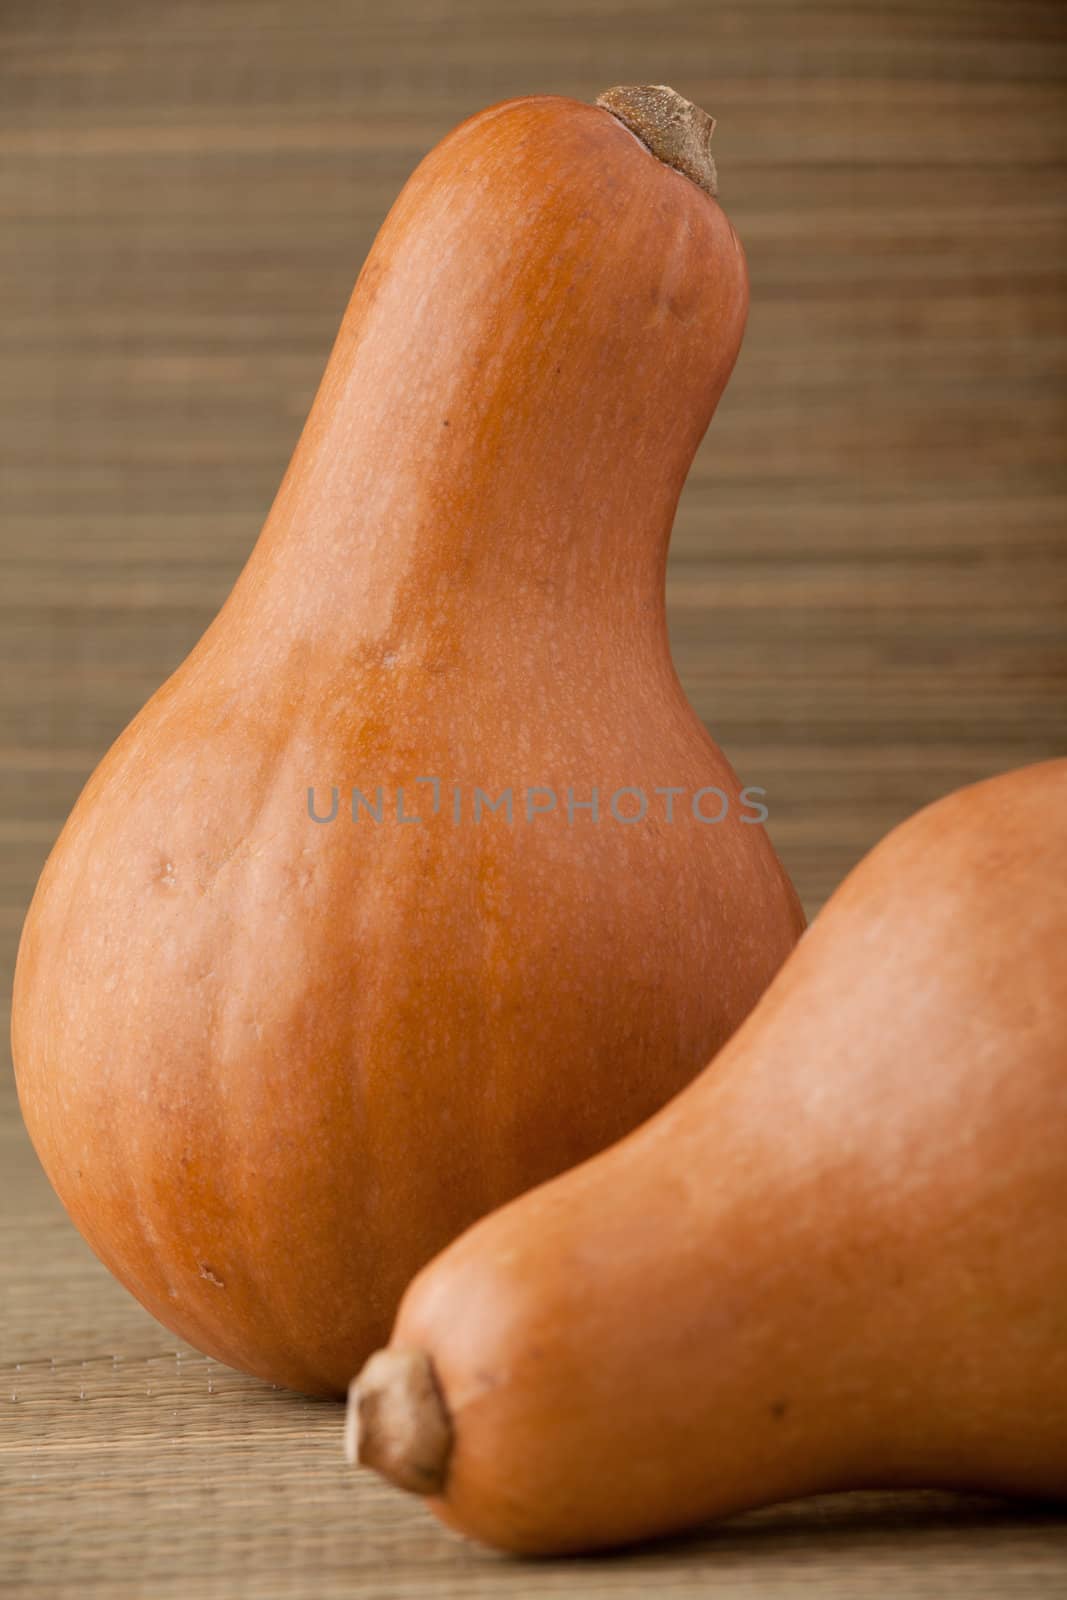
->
[350,760,1067,1550]
[11,87,803,1395]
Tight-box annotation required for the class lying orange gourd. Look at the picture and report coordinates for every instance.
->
[350,760,1067,1550]
[11,86,804,1395]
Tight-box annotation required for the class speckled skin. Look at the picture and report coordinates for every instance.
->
[11,94,804,1396]
[386,761,1067,1553]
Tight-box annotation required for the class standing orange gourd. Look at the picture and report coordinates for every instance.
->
[12,87,803,1394]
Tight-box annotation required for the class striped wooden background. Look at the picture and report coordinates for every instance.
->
[2,2,1065,1594]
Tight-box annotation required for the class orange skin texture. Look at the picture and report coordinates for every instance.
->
[391,760,1067,1553]
[11,96,803,1396]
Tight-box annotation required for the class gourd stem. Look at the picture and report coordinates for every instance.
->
[346,1347,453,1496]
[596,85,718,197]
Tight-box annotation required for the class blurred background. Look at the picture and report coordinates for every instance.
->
[1,4,1065,1592]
